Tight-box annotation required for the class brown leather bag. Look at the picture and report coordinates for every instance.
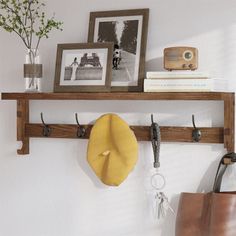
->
[176,153,236,236]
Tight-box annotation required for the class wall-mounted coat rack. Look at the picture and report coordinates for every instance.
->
[1,92,235,155]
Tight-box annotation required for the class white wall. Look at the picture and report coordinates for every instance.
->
[0,1,236,236]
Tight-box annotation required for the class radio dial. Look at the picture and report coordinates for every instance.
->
[183,50,193,61]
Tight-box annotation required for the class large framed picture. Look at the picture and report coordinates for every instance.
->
[54,43,113,92]
[88,9,149,92]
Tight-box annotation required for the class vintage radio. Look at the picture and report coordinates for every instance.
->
[164,47,198,71]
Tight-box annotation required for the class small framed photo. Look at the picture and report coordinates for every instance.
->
[54,43,113,92]
[88,8,149,92]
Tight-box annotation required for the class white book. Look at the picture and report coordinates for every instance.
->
[146,71,210,79]
[144,78,212,92]
[212,78,229,92]
[144,78,229,92]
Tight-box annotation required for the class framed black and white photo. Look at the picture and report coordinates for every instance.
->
[88,9,149,91]
[54,43,113,92]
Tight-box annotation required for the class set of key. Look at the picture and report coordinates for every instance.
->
[150,115,174,220]
[155,191,175,219]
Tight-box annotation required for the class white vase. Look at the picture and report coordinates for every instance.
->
[24,49,42,92]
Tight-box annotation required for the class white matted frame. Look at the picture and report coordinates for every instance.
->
[54,43,113,92]
[88,9,149,92]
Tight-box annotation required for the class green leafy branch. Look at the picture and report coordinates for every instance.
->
[0,0,63,53]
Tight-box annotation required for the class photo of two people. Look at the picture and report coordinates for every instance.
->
[64,52,103,81]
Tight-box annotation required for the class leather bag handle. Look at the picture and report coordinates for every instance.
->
[213,152,236,193]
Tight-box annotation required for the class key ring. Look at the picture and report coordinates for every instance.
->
[151,172,166,190]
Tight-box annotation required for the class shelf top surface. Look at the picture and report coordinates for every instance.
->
[1,92,234,101]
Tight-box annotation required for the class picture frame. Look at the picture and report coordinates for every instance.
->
[54,43,113,92]
[88,8,149,92]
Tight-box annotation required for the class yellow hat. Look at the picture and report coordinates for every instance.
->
[87,114,138,186]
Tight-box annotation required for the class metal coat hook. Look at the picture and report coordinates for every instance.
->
[75,113,86,138]
[192,114,201,142]
[40,112,51,137]
[150,114,161,168]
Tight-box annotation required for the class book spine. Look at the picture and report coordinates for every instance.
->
[144,79,211,85]
[144,79,212,92]
[144,88,212,92]
[147,76,209,79]
[146,72,209,79]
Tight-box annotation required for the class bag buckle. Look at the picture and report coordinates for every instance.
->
[223,152,236,165]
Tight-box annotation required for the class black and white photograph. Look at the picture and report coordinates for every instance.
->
[61,51,104,83]
[54,43,113,92]
[88,9,149,91]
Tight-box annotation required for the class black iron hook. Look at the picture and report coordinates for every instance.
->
[151,114,158,141]
[150,114,161,168]
[40,112,51,137]
[192,114,201,142]
[151,114,154,124]
[75,113,86,138]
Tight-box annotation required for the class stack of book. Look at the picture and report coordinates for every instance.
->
[144,71,224,92]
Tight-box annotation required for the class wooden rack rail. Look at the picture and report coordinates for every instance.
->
[1,92,235,155]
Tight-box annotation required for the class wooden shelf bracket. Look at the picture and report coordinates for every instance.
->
[17,99,29,154]
[223,93,235,152]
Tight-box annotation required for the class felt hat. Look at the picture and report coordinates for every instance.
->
[87,114,138,186]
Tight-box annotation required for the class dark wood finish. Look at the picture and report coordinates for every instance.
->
[54,43,113,92]
[88,8,149,92]
[17,100,29,155]
[2,92,234,155]
[223,93,235,152]
[25,123,224,143]
[2,92,233,101]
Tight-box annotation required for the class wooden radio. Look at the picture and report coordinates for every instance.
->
[164,47,198,71]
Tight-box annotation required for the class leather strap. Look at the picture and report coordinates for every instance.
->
[213,152,236,193]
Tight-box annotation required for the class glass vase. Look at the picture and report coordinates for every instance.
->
[24,49,42,92]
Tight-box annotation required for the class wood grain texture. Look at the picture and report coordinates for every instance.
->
[1,92,234,100]
[223,93,235,152]
[164,47,198,71]
[2,92,234,154]
[17,100,29,155]
[25,123,224,143]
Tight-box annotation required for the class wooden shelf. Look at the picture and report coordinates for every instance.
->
[1,92,235,155]
[26,124,224,143]
[1,91,233,101]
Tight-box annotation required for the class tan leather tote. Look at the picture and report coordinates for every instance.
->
[176,153,236,236]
